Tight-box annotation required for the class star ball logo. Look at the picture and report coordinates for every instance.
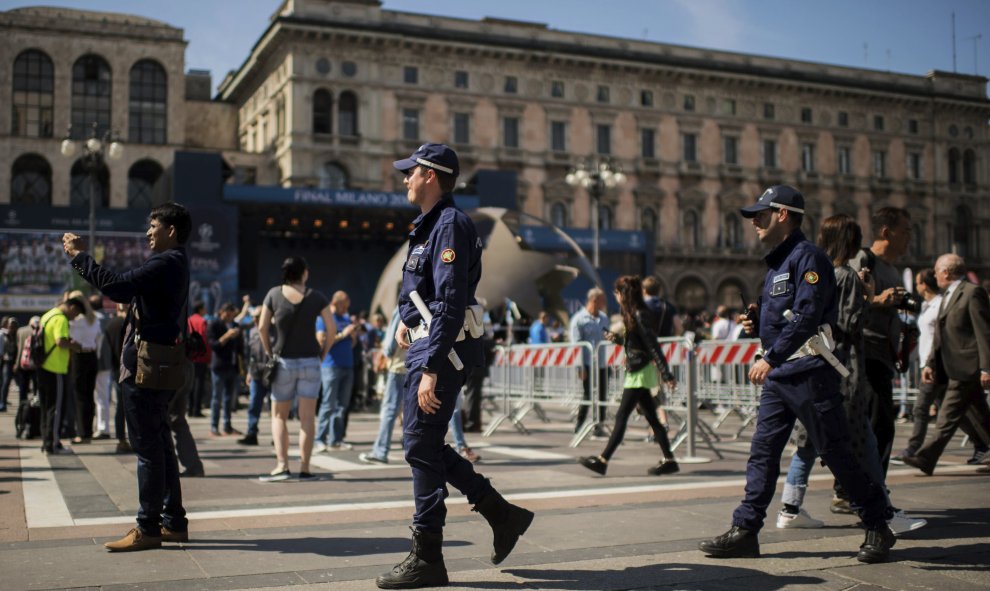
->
[192,223,220,253]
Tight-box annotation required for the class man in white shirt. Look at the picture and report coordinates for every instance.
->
[894,270,942,461]
[569,287,610,435]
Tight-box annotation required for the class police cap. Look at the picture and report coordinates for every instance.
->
[740,184,805,218]
[393,143,459,177]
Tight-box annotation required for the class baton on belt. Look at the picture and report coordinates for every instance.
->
[782,310,850,378]
[409,291,464,371]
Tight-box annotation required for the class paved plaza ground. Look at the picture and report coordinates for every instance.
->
[1,399,988,591]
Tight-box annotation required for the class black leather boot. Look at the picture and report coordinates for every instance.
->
[857,524,896,563]
[473,491,535,564]
[376,527,448,589]
[698,525,760,558]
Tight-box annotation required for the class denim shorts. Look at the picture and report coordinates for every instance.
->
[270,357,321,402]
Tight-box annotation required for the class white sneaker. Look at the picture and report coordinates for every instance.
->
[776,508,824,529]
[329,441,353,451]
[313,442,328,454]
[887,510,927,535]
[358,452,388,464]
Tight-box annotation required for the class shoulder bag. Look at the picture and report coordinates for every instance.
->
[134,299,190,391]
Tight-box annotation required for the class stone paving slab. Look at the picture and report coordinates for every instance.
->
[4,404,990,591]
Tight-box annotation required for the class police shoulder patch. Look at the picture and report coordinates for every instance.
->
[440,248,456,263]
[804,271,819,285]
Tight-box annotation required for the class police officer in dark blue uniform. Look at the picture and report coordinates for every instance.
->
[376,144,534,590]
[698,185,896,564]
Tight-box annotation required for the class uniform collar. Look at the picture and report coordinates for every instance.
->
[410,194,455,235]
[764,229,806,267]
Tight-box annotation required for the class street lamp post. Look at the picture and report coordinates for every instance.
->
[565,160,626,269]
[60,123,124,253]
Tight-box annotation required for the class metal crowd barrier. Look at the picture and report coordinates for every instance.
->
[483,342,592,437]
[590,338,707,452]
[482,337,774,461]
[694,339,763,440]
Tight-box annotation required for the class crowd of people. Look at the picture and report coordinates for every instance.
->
[4,143,989,587]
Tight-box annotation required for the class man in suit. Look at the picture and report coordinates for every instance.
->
[903,253,990,475]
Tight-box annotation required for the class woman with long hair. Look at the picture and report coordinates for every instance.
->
[257,256,336,481]
[775,214,925,534]
[578,275,679,476]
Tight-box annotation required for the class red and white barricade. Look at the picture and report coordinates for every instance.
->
[484,342,592,437]
[695,338,763,438]
[587,337,701,450]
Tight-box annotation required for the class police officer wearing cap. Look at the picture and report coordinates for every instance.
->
[698,185,896,564]
[377,143,534,589]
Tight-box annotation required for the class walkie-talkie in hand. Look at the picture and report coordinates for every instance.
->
[738,290,758,337]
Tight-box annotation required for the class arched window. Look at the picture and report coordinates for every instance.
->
[963,149,976,185]
[641,207,658,241]
[313,89,333,134]
[674,276,709,315]
[10,154,52,205]
[70,158,110,209]
[319,162,347,189]
[129,59,167,144]
[12,50,54,137]
[723,213,742,250]
[948,148,960,184]
[338,90,358,136]
[953,205,974,258]
[598,204,613,231]
[71,54,112,138]
[683,209,700,248]
[127,159,165,209]
[550,201,567,228]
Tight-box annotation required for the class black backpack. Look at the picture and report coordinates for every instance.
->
[29,318,56,369]
[184,329,207,359]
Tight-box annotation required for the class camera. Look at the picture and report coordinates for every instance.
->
[897,292,922,313]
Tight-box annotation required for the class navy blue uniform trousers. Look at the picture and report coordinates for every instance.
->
[732,366,887,531]
[403,366,493,533]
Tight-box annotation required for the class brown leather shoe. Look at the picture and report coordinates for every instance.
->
[104,527,162,552]
[161,526,189,543]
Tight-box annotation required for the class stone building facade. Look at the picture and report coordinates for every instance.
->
[217,0,990,311]
[3,1,989,312]
[0,6,243,212]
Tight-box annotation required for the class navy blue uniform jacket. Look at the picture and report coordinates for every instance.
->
[399,195,483,373]
[756,230,837,379]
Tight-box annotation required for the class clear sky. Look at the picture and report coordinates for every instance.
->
[3,0,988,94]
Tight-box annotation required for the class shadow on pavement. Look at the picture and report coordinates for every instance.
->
[0,476,43,483]
[500,562,825,590]
[180,536,470,557]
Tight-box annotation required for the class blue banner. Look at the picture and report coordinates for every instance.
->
[517,225,648,252]
[223,184,480,211]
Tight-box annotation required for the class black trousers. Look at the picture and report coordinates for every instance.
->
[601,387,672,460]
[168,363,203,473]
[71,351,98,438]
[38,368,66,452]
[864,359,896,476]
[461,366,485,432]
[188,362,210,416]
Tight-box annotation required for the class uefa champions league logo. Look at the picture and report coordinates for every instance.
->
[192,222,220,252]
